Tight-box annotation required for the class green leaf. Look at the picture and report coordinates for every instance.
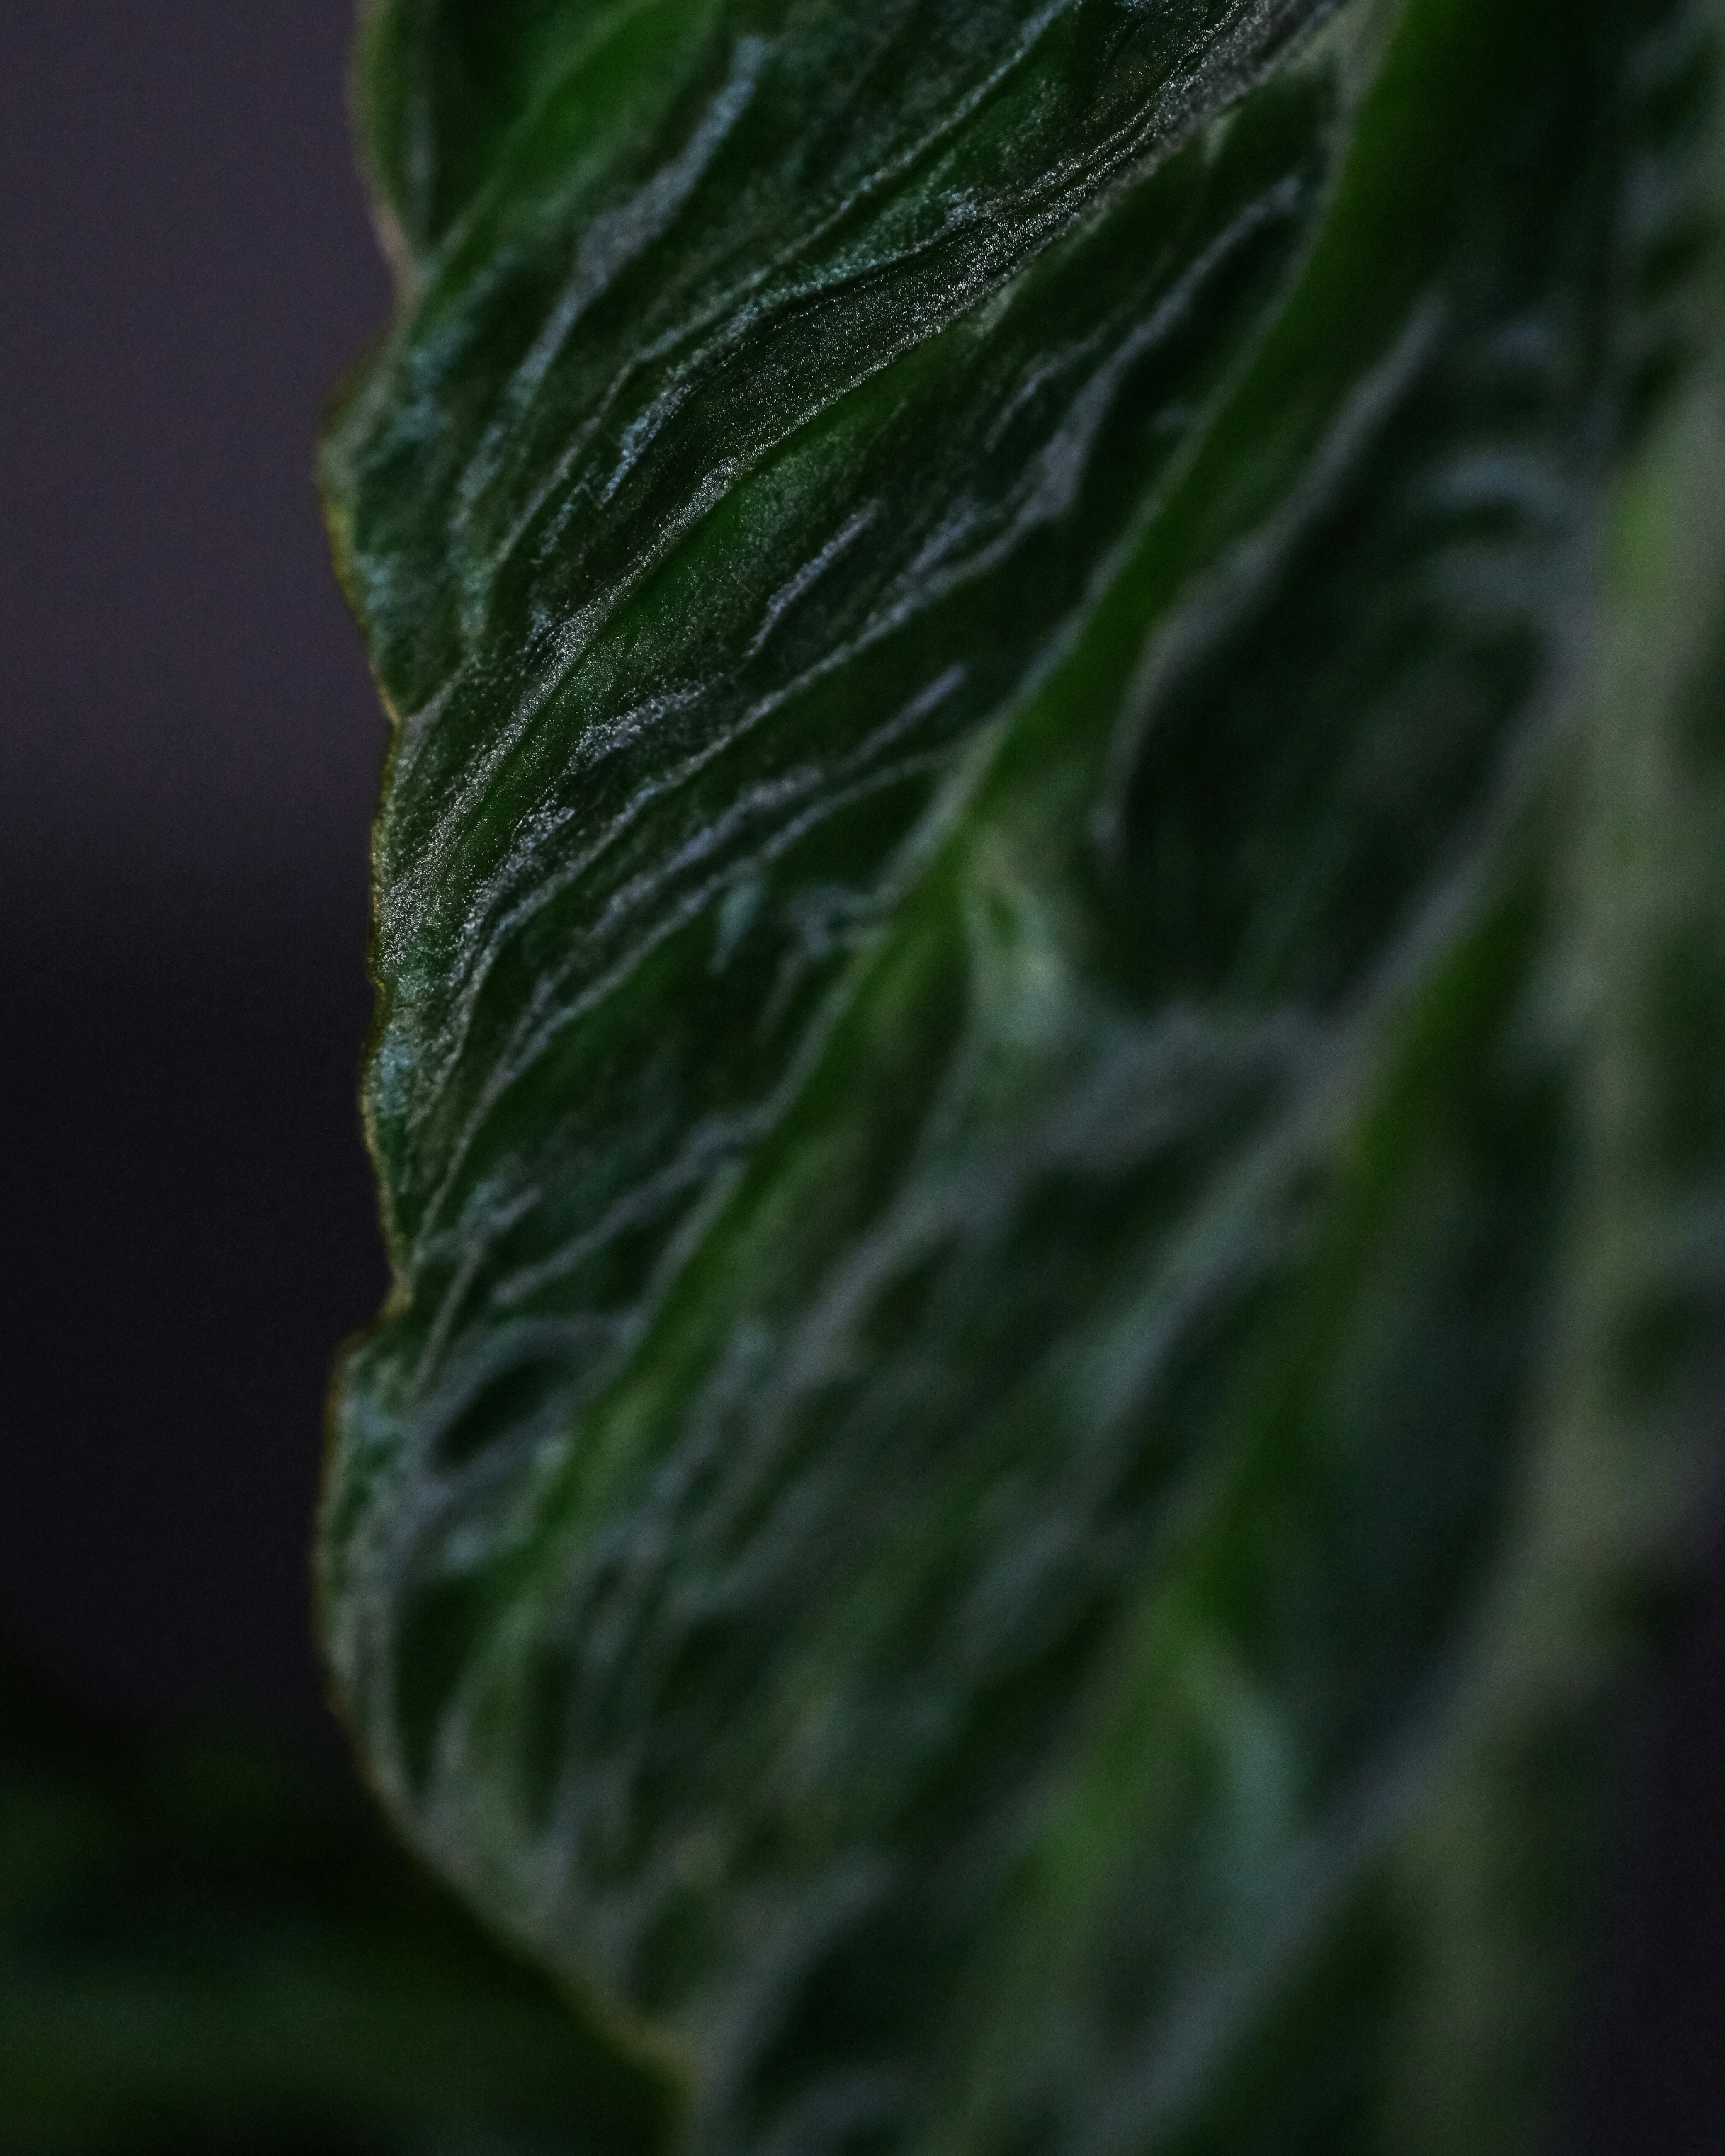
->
[0,1651,671,2151]
[320,1,1725,2149]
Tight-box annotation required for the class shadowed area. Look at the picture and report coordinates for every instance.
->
[0,2,389,1738]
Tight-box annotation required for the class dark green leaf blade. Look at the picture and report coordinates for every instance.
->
[320,2,1725,2150]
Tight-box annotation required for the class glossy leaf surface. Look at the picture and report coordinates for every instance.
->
[321,1,1725,2149]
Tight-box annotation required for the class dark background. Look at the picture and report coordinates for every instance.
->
[2,2,388,1738]
[0,5,1721,2144]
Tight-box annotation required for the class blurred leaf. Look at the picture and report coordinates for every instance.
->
[320,1,1725,2150]
[0,1653,671,2153]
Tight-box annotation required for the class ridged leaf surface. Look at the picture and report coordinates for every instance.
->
[320,2,1725,2149]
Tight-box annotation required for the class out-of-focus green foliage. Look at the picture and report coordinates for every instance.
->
[151,0,1725,2149]
[0,1651,670,2152]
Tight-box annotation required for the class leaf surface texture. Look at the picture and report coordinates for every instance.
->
[321,2,1725,2148]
